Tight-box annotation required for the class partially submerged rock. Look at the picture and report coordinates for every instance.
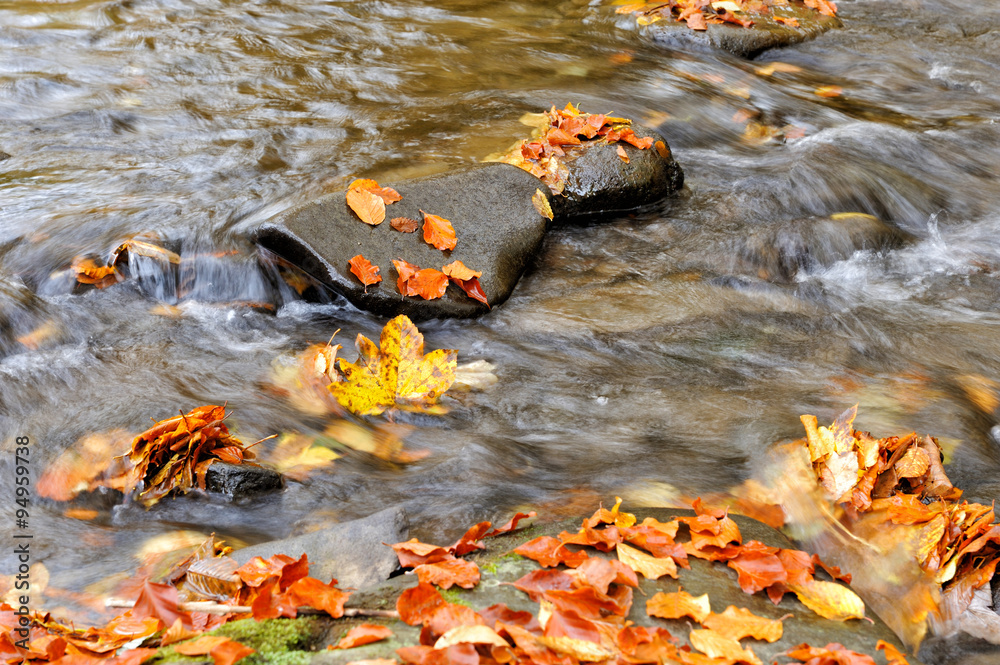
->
[203,461,283,498]
[631,3,842,59]
[255,164,549,320]
[232,505,408,592]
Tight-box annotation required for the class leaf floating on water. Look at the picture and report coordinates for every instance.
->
[531,188,554,221]
[348,254,382,290]
[421,210,457,251]
[72,256,119,288]
[391,217,420,233]
[327,315,457,416]
[347,187,386,226]
[815,85,843,98]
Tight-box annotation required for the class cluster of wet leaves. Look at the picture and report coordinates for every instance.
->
[799,406,1000,636]
[613,0,837,32]
[70,239,181,290]
[386,498,906,665]
[344,179,487,305]
[36,405,265,509]
[0,536,350,665]
[488,104,662,196]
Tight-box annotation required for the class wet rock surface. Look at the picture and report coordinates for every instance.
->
[203,461,283,498]
[255,164,549,320]
[312,508,918,664]
[553,126,684,220]
[641,4,842,59]
[232,505,408,592]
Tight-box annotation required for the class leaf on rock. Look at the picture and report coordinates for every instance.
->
[391,217,420,233]
[441,261,481,281]
[485,512,536,537]
[514,536,589,568]
[895,447,930,479]
[616,542,678,580]
[397,582,447,626]
[876,640,911,665]
[785,643,876,665]
[175,636,255,665]
[72,256,120,288]
[433,626,509,649]
[349,255,382,289]
[414,559,481,590]
[532,189,554,221]
[701,606,783,642]
[421,210,457,251]
[646,590,711,623]
[335,624,394,649]
[349,178,402,204]
[790,579,865,621]
[328,315,457,416]
[687,629,762,665]
[616,145,629,163]
[397,265,449,301]
[392,539,455,568]
[347,188,386,226]
[131,580,189,628]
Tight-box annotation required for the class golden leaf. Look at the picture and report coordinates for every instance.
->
[790,579,865,621]
[536,636,616,662]
[328,315,457,416]
[532,189,554,221]
[701,606,783,642]
[434,626,509,649]
[688,629,762,665]
[616,542,678,580]
[895,447,930,479]
[346,188,386,226]
[646,590,711,622]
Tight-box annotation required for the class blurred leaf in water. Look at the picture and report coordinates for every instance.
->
[37,429,133,502]
[325,420,428,464]
[15,319,60,350]
[261,432,339,481]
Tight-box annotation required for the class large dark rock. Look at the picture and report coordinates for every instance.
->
[232,505,408,591]
[552,125,684,219]
[641,4,842,59]
[255,164,549,320]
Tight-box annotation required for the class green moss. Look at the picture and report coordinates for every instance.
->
[148,617,323,665]
[480,561,498,575]
[438,588,472,607]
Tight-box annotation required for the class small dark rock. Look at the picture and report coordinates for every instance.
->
[255,163,549,320]
[552,125,684,219]
[232,505,408,591]
[203,461,283,498]
[642,4,842,59]
[0,151,10,162]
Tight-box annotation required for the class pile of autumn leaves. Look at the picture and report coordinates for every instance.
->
[0,538,351,665]
[343,179,488,306]
[615,0,837,32]
[490,104,666,196]
[387,499,903,665]
[37,405,261,509]
[800,406,1000,624]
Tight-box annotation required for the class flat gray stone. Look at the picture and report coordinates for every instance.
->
[642,5,842,59]
[232,505,408,591]
[254,164,549,320]
[553,126,684,219]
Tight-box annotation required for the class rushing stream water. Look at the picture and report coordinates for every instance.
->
[2,0,1000,636]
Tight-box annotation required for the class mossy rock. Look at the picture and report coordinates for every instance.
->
[149,617,325,665]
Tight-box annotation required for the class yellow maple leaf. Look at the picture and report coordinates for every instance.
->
[328,315,457,416]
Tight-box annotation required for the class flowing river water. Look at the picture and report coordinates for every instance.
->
[2,0,1000,634]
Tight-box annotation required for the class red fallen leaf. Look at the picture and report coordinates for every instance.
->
[335,624,394,649]
[514,536,589,568]
[683,10,708,31]
[774,15,800,26]
[618,128,654,149]
[236,553,308,591]
[396,644,479,665]
[131,580,188,628]
[213,445,244,464]
[407,268,450,300]
[804,0,838,16]
[617,625,678,661]
[344,660,399,665]
[391,217,420,233]
[545,127,582,147]
[72,256,119,288]
[393,259,420,294]
[646,590,711,623]
[477,604,540,632]
[451,277,489,308]
[544,585,632,619]
[415,559,481,590]
[397,582,447,626]
[250,582,298,620]
[285,576,351,618]
[485,511,536,537]
[785,642,874,665]
[425,603,486,638]
[718,10,753,27]
[421,210,457,251]
[391,539,455,568]
[616,145,629,163]
[543,609,601,643]
[571,557,639,594]
[778,548,814,587]
[511,569,576,601]
[347,188,386,226]
[449,522,491,556]
[175,636,255,665]
[812,553,852,584]
[558,525,622,551]
[876,640,911,665]
[349,255,382,289]
[53,648,160,665]
[728,544,788,595]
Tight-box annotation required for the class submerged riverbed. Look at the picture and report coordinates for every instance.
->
[2,0,1000,635]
